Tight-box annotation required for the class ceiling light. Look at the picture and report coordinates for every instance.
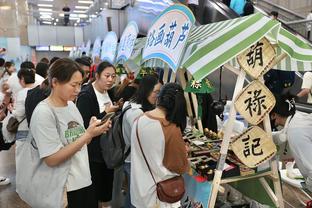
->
[42,21,52,24]
[39,8,52,11]
[75,6,89,9]
[40,15,52,19]
[69,17,80,20]
[40,12,52,15]
[78,1,93,4]
[78,14,87,18]
[73,10,86,13]
[37,4,53,7]
[0,5,11,10]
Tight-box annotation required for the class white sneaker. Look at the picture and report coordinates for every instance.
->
[0,177,10,185]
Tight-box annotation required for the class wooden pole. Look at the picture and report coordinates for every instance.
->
[177,69,193,118]
[208,69,246,208]
[163,66,169,83]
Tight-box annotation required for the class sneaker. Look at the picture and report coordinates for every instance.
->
[0,177,10,185]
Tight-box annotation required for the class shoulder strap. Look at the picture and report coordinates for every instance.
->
[135,117,157,185]
[30,101,64,149]
[47,104,62,140]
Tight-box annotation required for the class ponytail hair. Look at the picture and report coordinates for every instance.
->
[157,83,187,131]
[272,92,296,117]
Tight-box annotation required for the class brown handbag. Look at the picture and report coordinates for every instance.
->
[136,118,185,203]
[7,116,26,133]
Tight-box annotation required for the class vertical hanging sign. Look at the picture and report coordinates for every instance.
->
[92,36,102,58]
[116,21,139,63]
[142,4,195,71]
[101,32,118,64]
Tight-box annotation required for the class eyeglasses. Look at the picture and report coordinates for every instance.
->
[103,73,117,79]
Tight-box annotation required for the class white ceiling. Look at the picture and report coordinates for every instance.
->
[27,0,98,26]
[25,0,129,26]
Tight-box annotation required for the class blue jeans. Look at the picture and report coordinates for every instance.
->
[124,162,135,208]
[15,130,29,141]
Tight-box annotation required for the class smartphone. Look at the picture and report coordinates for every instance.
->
[98,112,115,126]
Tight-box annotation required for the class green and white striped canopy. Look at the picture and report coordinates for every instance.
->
[131,13,312,78]
[182,13,312,80]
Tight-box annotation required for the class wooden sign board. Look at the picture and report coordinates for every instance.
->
[231,126,277,168]
[237,37,275,79]
[234,80,275,125]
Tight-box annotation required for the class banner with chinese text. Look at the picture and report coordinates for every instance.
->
[101,32,118,64]
[92,36,102,59]
[142,4,195,71]
[116,21,139,63]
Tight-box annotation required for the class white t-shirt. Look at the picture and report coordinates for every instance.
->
[130,115,180,208]
[7,72,44,100]
[287,112,312,191]
[301,71,312,103]
[30,101,92,192]
[122,101,143,163]
[12,87,33,131]
[92,83,112,112]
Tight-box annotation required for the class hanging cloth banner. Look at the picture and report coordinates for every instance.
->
[101,32,118,64]
[92,36,102,59]
[116,21,139,63]
[141,4,195,72]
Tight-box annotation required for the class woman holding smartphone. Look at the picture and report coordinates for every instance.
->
[28,58,111,207]
[76,61,122,208]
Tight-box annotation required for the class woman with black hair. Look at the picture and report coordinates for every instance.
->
[12,68,36,141]
[24,58,111,207]
[130,83,189,208]
[270,93,312,192]
[76,61,123,208]
[122,75,162,208]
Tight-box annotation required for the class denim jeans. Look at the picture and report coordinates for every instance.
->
[15,130,29,141]
[124,162,135,208]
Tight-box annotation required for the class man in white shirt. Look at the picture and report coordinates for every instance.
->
[297,71,312,104]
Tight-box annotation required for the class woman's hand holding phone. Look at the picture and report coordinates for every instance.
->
[86,116,112,142]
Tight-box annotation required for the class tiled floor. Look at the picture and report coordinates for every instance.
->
[0,146,309,208]
[0,145,30,208]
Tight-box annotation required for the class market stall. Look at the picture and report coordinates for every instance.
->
[133,3,312,207]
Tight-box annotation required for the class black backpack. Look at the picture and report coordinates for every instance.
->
[100,105,132,169]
